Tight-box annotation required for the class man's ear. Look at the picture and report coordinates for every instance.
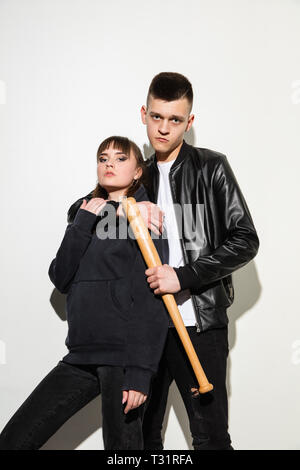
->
[141,105,147,124]
[186,114,194,132]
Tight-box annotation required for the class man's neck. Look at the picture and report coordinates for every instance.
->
[155,140,184,163]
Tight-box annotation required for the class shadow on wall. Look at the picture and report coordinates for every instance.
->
[226,261,262,399]
[44,127,261,449]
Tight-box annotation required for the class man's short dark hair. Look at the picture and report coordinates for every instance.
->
[146,72,193,111]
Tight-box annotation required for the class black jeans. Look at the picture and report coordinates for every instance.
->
[142,326,233,450]
[0,360,147,450]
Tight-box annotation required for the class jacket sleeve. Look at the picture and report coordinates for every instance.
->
[48,208,97,294]
[121,234,169,396]
[173,154,260,291]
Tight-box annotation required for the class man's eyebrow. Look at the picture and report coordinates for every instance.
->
[150,111,162,116]
[170,114,185,121]
[149,111,185,120]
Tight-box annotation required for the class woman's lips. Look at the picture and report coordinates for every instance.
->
[104,172,115,176]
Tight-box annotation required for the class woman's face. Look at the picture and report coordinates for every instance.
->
[97,143,142,194]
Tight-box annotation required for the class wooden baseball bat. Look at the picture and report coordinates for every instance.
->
[121,197,213,394]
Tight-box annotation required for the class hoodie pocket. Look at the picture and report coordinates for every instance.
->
[66,279,129,348]
[108,278,131,320]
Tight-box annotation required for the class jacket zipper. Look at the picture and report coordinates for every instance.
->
[168,170,203,333]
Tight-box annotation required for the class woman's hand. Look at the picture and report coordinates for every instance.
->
[122,390,147,414]
[80,197,107,215]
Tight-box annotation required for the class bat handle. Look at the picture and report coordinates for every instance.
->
[164,294,213,394]
[199,383,214,393]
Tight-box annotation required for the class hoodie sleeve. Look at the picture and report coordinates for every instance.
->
[173,154,260,290]
[48,208,97,294]
[121,230,169,396]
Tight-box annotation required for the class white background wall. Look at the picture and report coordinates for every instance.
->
[0,0,299,450]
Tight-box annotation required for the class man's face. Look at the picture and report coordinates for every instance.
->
[141,95,194,155]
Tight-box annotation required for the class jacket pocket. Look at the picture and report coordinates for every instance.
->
[193,279,233,309]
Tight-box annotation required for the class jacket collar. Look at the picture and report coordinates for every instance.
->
[148,139,191,172]
[103,183,149,207]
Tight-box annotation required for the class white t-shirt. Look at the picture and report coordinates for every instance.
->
[157,159,197,327]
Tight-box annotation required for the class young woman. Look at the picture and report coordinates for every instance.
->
[0,136,170,450]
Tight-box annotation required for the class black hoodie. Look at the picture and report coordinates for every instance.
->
[48,184,170,395]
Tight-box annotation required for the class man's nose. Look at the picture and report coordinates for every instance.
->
[158,120,170,135]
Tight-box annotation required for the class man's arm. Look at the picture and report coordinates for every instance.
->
[173,154,259,291]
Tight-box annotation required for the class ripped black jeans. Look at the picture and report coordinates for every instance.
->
[0,361,147,450]
[142,326,233,450]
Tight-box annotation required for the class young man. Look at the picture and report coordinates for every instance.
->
[140,72,260,450]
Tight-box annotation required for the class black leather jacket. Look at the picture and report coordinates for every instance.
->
[144,140,260,333]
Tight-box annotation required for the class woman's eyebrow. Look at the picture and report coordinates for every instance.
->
[99,151,127,156]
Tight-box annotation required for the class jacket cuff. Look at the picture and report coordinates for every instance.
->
[73,208,97,232]
[121,367,153,395]
[173,265,199,291]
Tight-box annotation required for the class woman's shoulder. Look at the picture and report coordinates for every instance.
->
[67,191,93,224]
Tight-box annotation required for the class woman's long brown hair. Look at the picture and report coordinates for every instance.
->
[91,136,148,199]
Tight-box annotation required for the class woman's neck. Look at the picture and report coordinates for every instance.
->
[107,188,127,202]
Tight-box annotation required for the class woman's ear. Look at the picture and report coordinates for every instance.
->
[135,166,143,180]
